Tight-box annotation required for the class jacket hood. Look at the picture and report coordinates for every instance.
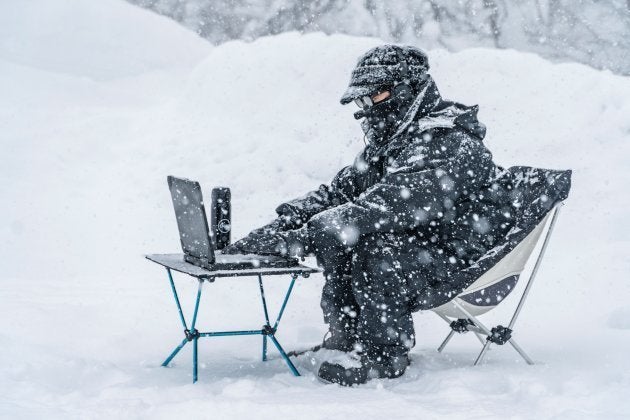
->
[389,75,487,141]
[417,101,487,140]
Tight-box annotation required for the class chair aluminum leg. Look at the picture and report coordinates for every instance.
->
[437,330,455,353]
[436,312,485,351]
[508,205,562,331]
[451,300,493,336]
[436,204,562,367]
[436,313,452,324]
[474,341,492,366]
[507,338,534,365]
[452,299,534,365]
[451,299,497,366]
[473,332,486,346]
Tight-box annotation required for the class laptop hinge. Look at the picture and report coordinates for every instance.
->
[184,253,214,269]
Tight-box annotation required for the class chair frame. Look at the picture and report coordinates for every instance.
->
[435,203,563,365]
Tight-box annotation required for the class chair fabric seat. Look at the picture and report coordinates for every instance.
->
[432,204,556,317]
[458,275,519,308]
[418,166,571,312]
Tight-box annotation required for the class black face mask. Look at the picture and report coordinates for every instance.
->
[354,83,415,143]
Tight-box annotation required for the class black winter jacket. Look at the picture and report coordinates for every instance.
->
[279,80,500,259]
[276,79,571,308]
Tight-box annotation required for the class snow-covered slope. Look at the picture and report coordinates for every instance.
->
[1,1,629,418]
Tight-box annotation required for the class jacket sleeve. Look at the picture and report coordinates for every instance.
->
[307,129,495,246]
[274,164,359,226]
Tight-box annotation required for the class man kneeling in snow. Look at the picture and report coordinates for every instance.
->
[224,45,512,385]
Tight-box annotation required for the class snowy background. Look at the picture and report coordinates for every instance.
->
[1,0,630,418]
[129,0,630,76]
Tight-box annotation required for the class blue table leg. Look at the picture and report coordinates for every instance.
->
[161,269,305,382]
[163,272,205,383]
[257,273,301,375]
[162,338,189,367]
[190,280,203,383]
[273,274,297,330]
[257,274,271,326]
[258,274,271,363]
[193,336,199,383]
[190,280,203,331]
[262,335,268,361]
[268,335,300,376]
[162,269,193,368]
[166,268,188,330]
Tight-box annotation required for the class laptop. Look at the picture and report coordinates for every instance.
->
[167,175,298,270]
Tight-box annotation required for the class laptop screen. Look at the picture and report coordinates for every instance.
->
[167,176,214,263]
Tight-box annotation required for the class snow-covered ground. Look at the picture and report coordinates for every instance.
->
[2,0,630,418]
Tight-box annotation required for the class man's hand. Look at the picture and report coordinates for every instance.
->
[274,204,305,230]
[249,208,304,237]
[222,226,311,258]
[248,218,285,236]
[222,232,287,256]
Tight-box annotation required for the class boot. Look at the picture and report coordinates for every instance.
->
[321,311,358,352]
[321,329,356,352]
[317,350,410,386]
[286,327,356,357]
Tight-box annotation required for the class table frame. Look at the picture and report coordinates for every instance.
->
[147,254,318,383]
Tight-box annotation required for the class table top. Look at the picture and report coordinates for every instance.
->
[146,253,320,280]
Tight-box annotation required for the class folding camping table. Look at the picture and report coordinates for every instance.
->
[146,253,320,383]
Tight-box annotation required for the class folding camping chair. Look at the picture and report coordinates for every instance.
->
[432,202,563,365]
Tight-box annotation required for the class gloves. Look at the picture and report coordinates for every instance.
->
[231,203,306,241]
[248,218,285,236]
[281,227,311,257]
[223,226,311,258]
[274,203,306,230]
[222,231,286,256]
[223,203,309,256]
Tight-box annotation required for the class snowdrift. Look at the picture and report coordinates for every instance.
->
[1,0,629,418]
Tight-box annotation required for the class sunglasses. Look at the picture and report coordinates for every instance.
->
[353,88,392,109]
[354,96,374,108]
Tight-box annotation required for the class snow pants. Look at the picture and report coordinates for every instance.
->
[316,231,469,356]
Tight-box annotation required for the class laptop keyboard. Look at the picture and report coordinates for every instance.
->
[214,253,298,268]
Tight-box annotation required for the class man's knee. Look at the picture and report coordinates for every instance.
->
[352,233,401,283]
[354,232,390,255]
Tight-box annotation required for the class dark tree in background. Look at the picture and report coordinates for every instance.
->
[128,0,630,75]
